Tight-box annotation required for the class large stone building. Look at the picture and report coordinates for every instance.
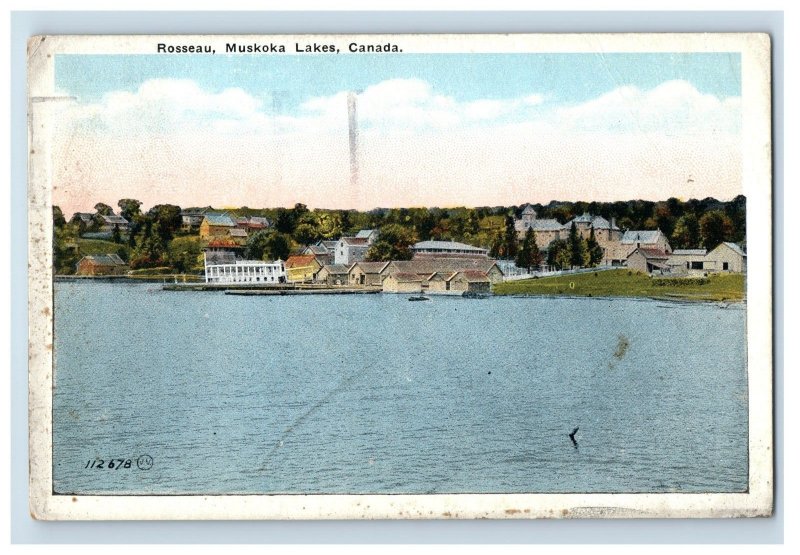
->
[514,205,628,265]
[514,205,566,250]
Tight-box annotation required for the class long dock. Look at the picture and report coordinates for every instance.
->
[224,288,381,296]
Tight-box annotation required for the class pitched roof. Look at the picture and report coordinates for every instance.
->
[448,270,490,283]
[629,248,670,260]
[82,254,127,266]
[389,272,424,282]
[355,229,377,239]
[181,207,210,216]
[304,244,329,255]
[101,214,129,225]
[319,264,351,275]
[352,261,390,274]
[412,240,487,253]
[73,212,94,222]
[621,230,664,244]
[285,254,320,268]
[671,249,707,256]
[384,258,502,276]
[566,213,618,230]
[320,240,339,249]
[426,271,456,281]
[248,216,270,226]
[521,204,536,215]
[203,213,235,227]
[341,237,369,246]
[515,218,564,232]
[721,242,746,256]
[228,228,248,237]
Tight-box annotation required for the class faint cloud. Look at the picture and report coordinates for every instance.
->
[556,80,741,135]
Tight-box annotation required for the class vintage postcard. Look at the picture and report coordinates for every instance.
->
[28,33,773,520]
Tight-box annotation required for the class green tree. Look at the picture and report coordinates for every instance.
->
[168,236,203,273]
[568,222,588,268]
[245,230,290,261]
[547,238,567,269]
[111,224,122,244]
[516,227,537,271]
[53,206,66,228]
[503,215,518,260]
[274,209,295,234]
[365,224,417,261]
[130,221,166,269]
[265,233,291,261]
[489,229,504,258]
[53,227,79,275]
[146,204,183,243]
[699,210,734,250]
[339,210,353,235]
[293,222,318,246]
[586,227,604,267]
[245,230,272,260]
[117,198,142,222]
[94,202,114,216]
[672,213,701,248]
[316,211,342,240]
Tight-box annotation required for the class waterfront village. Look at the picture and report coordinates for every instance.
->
[58,200,747,299]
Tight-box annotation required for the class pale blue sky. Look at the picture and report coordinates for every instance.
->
[56,52,741,110]
[52,52,744,213]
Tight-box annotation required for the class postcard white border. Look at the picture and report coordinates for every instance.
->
[27,33,773,520]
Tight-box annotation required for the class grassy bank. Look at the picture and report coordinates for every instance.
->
[493,269,745,302]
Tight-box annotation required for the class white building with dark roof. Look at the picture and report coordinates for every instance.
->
[411,240,488,259]
[334,237,370,265]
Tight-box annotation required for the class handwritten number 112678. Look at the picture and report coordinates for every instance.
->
[84,459,133,470]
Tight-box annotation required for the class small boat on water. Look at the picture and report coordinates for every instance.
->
[462,291,489,299]
[408,295,430,302]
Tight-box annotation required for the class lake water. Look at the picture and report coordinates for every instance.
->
[52,282,748,495]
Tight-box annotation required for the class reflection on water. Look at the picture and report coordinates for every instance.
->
[53,282,748,494]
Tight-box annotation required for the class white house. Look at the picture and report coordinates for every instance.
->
[334,236,370,265]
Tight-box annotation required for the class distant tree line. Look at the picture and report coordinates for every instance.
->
[53,195,746,274]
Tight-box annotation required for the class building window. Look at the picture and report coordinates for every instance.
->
[723,262,729,271]
[691,261,703,270]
